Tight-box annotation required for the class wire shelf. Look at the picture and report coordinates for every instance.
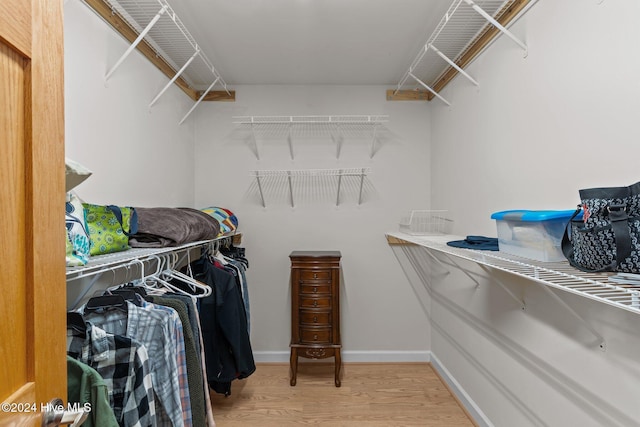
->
[234,115,389,160]
[101,0,226,91]
[396,0,533,103]
[233,115,389,125]
[250,168,371,208]
[387,232,640,316]
[66,233,237,281]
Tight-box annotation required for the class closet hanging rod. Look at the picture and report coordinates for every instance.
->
[66,235,238,281]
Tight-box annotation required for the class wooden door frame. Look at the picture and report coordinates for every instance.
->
[0,0,66,419]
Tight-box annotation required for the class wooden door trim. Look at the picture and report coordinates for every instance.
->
[0,1,31,57]
[28,0,66,403]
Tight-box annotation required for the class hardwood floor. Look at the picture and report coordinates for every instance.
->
[210,363,476,426]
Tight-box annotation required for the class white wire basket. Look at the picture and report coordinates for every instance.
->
[399,210,451,235]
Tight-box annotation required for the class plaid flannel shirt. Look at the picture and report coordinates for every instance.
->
[82,301,184,427]
[67,324,157,427]
[143,301,193,427]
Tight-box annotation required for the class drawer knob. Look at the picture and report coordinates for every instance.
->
[313,300,318,307]
[314,273,318,279]
[313,334,318,341]
[313,316,318,322]
[313,287,318,293]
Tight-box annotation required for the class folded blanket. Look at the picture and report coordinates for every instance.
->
[129,207,221,247]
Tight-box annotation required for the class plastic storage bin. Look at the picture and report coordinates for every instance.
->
[490,210,575,262]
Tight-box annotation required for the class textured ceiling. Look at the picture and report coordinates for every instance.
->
[167,0,455,86]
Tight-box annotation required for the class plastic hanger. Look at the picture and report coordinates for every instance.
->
[66,312,86,335]
[157,251,211,297]
[84,294,128,314]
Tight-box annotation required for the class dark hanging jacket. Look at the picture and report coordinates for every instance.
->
[191,257,256,395]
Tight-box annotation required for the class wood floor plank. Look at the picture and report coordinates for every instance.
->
[210,363,476,426]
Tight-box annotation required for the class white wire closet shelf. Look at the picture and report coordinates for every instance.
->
[84,0,231,124]
[234,115,389,160]
[393,0,535,105]
[389,232,640,313]
[251,168,371,208]
[387,232,640,350]
[67,234,238,309]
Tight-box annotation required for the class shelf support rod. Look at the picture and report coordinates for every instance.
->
[105,5,169,81]
[332,125,343,159]
[251,122,260,160]
[537,284,606,351]
[358,168,366,205]
[179,76,219,125]
[409,72,451,106]
[395,44,429,94]
[421,247,451,277]
[149,48,200,108]
[463,0,527,54]
[369,123,379,158]
[287,171,295,208]
[478,264,525,310]
[428,44,479,86]
[336,169,343,206]
[439,252,481,287]
[255,172,266,208]
[287,124,294,159]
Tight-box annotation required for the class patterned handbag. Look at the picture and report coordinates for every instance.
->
[562,181,640,273]
[83,203,138,256]
[65,193,90,266]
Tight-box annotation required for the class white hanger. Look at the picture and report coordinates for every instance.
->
[163,252,212,297]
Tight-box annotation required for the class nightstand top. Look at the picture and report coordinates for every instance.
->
[290,250,341,258]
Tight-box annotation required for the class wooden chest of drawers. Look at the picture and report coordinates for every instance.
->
[289,250,342,387]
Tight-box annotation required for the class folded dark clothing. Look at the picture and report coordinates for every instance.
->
[446,235,499,251]
[129,207,220,247]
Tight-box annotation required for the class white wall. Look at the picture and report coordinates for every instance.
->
[192,86,432,360]
[426,0,640,425]
[431,0,640,236]
[63,1,435,359]
[64,0,196,207]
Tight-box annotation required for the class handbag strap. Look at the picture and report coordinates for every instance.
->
[561,206,585,270]
[608,204,632,267]
[106,205,139,236]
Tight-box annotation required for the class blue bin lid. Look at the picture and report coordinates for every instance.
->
[490,209,577,222]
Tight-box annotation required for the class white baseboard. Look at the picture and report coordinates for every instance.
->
[430,352,494,427]
[253,350,430,363]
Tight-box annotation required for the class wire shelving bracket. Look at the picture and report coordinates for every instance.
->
[385,232,640,352]
[234,115,389,160]
[394,0,534,105]
[251,168,371,208]
[91,0,230,124]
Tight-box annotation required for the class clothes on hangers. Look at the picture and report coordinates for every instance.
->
[86,288,218,427]
[148,295,206,427]
[66,323,156,427]
[190,257,255,396]
[80,300,186,427]
[215,244,251,334]
[67,356,119,427]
